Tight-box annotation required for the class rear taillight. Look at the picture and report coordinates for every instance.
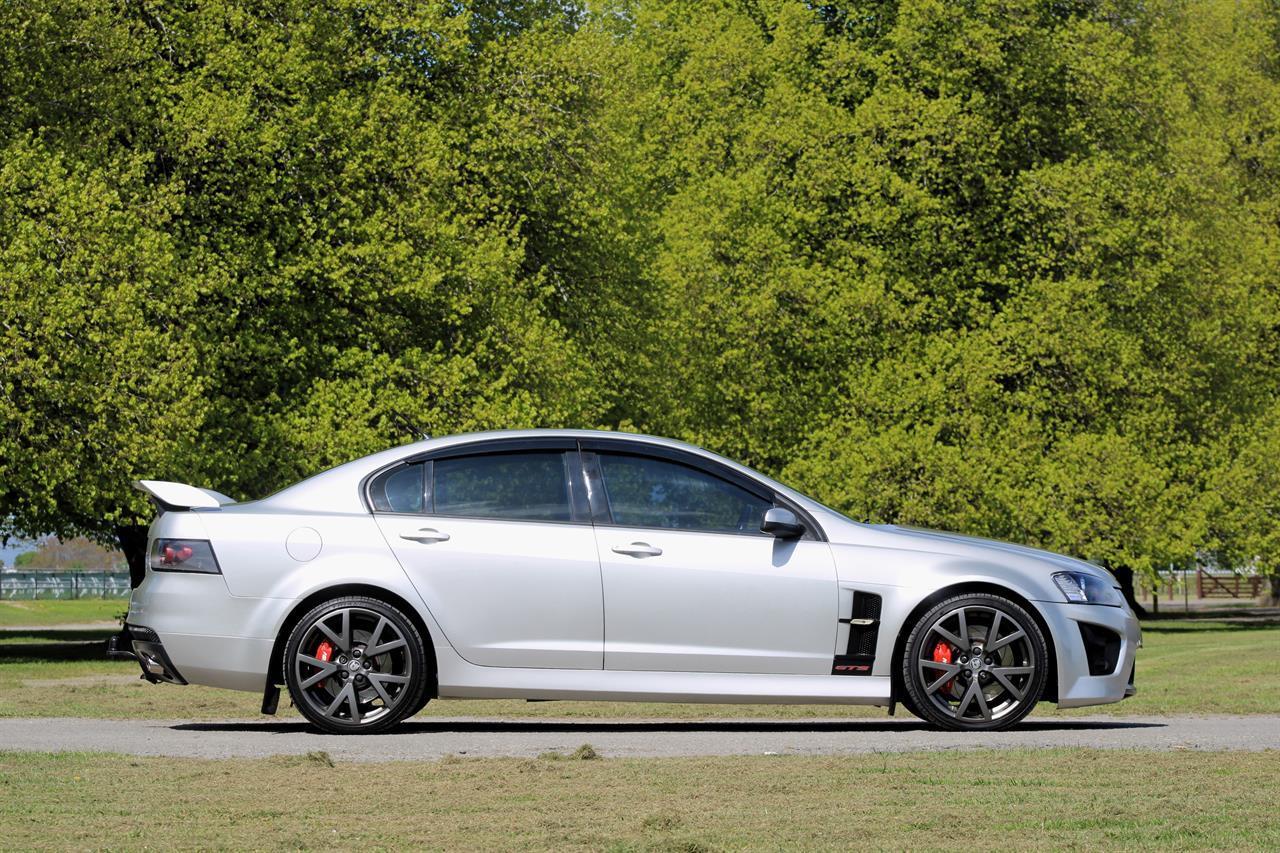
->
[148,539,221,574]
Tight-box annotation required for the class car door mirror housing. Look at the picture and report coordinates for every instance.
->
[761,507,804,539]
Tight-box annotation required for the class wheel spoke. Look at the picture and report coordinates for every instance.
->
[993,665,1034,677]
[324,681,355,719]
[366,672,395,705]
[991,669,1027,701]
[297,656,338,689]
[367,617,387,652]
[987,629,1025,654]
[346,683,361,723]
[297,654,337,672]
[931,623,966,648]
[956,679,979,718]
[315,612,352,654]
[985,611,1003,648]
[367,636,407,657]
[920,659,960,673]
[973,684,993,720]
[923,663,960,694]
[956,608,971,648]
[299,669,332,690]
[368,672,409,686]
[314,621,343,650]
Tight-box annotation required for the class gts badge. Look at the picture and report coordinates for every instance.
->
[833,663,870,674]
[831,655,874,675]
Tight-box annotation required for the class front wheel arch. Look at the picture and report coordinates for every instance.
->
[890,582,1057,710]
[267,583,437,699]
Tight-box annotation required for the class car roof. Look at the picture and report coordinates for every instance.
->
[249,429,815,515]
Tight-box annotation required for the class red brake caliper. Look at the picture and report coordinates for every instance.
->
[314,640,333,691]
[932,641,955,694]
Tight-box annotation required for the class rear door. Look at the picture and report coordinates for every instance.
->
[586,443,838,675]
[373,440,604,670]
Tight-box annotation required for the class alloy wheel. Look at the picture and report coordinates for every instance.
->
[292,606,415,728]
[904,595,1046,730]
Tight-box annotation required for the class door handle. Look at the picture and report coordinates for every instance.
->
[400,528,450,544]
[612,542,662,558]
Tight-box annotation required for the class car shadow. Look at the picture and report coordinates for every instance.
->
[170,717,1166,736]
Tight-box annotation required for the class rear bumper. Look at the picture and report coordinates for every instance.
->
[126,568,285,691]
[108,624,187,685]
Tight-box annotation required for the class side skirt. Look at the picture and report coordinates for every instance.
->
[435,656,892,705]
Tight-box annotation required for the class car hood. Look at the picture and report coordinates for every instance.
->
[881,525,1101,571]
[814,511,1111,582]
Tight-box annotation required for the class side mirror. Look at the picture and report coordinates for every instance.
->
[761,506,804,539]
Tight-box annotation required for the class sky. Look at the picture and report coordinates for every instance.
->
[0,538,35,569]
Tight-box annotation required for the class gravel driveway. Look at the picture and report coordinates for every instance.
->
[1,715,1276,762]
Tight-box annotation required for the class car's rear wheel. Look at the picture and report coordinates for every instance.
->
[284,596,430,734]
[900,593,1048,731]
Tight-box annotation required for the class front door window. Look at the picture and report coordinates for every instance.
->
[596,452,772,535]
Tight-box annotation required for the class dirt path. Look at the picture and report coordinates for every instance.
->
[0,714,1276,761]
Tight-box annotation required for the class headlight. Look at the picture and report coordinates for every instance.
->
[1053,571,1122,606]
[149,539,221,574]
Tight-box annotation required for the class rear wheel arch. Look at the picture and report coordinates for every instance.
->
[267,583,438,697]
[890,581,1058,707]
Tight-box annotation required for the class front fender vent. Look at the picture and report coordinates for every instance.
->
[833,591,882,676]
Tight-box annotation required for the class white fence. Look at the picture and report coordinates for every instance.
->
[0,570,131,599]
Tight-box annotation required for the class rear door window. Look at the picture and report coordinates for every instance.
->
[432,451,573,522]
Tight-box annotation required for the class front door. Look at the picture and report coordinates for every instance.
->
[373,446,603,670]
[589,449,838,674]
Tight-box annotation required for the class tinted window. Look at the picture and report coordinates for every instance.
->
[433,452,572,522]
[369,463,424,513]
[597,453,771,534]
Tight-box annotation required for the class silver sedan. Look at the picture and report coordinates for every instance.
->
[117,429,1140,734]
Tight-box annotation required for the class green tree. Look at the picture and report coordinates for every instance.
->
[13,536,125,570]
[2,0,1278,602]
[1,1,620,572]
[612,0,1280,599]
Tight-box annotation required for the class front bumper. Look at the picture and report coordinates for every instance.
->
[107,624,187,685]
[1036,601,1140,709]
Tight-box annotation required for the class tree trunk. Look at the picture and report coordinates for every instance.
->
[1109,564,1148,618]
[115,523,148,590]
[1269,573,1280,608]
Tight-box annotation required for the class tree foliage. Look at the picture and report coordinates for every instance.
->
[13,536,124,570]
[1,0,1278,587]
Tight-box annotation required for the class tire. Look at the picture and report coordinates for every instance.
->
[283,595,430,734]
[896,689,924,722]
[900,592,1048,731]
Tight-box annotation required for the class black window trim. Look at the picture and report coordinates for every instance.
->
[360,435,826,540]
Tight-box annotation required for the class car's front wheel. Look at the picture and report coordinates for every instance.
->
[900,593,1048,731]
[284,596,430,734]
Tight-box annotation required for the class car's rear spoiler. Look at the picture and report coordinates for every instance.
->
[133,480,236,510]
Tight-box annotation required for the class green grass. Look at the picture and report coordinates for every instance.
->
[0,599,125,627]
[0,619,1276,720]
[0,749,1276,849]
